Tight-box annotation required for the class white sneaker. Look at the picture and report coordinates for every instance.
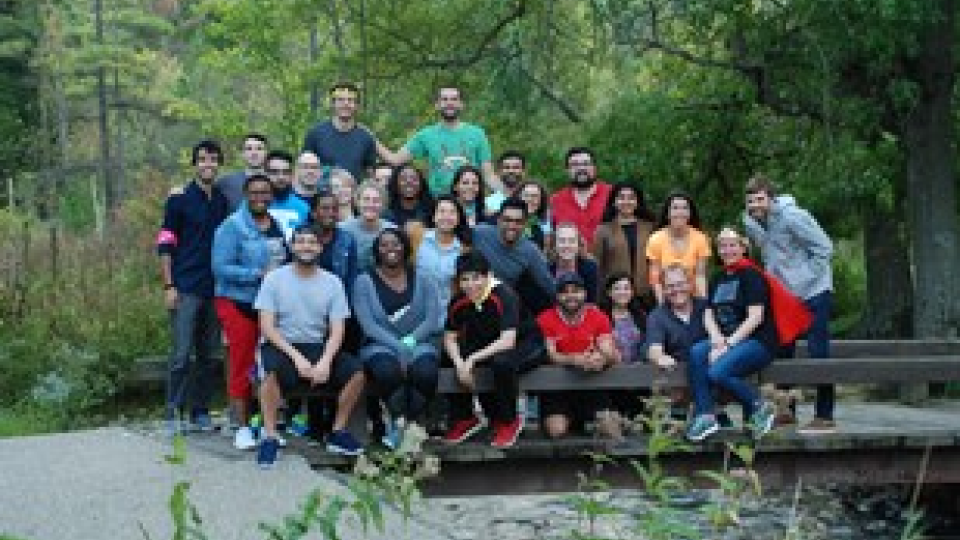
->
[233,426,257,451]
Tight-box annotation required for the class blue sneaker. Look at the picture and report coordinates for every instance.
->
[327,430,363,456]
[257,437,280,469]
[288,413,309,437]
[685,414,720,442]
[190,409,216,433]
[748,401,776,440]
[381,420,402,451]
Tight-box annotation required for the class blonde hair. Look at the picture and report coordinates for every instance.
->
[354,178,385,206]
[716,226,751,251]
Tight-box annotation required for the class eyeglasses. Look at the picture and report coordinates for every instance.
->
[298,163,321,169]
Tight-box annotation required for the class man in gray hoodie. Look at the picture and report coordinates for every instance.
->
[743,174,836,434]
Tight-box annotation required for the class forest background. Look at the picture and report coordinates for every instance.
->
[0,0,958,431]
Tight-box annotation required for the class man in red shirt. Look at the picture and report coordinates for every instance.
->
[549,147,612,250]
[536,272,622,440]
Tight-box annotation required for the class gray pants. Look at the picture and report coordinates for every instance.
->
[167,293,219,415]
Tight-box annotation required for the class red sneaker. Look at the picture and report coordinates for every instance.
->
[442,417,486,445]
[491,416,523,448]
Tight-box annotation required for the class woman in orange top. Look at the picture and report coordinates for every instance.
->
[646,191,711,303]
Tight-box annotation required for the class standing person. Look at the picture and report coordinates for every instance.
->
[485,151,526,214]
[309,190,359,289]
[472,198,556,314]
[212,174,288,450]
[442,252,544,448]
[265,150,310,240]
[384,164,433,252]
[744,174,835,433]
[685,228,778,443]
[451,165,485,226]
[416,196,472,324]
[646,192,711,303]
[294,151,324,206]
[302,82,378,182]
[376,85,499,197]
[549,147,612,251]
[537,273,623,440]
[593,182,657,305]
[353,229,443,449]
[550,222,599,304]
[254,226,367,466]
[516,180,553,251]
[341,180,396,273]
[157,139,230,434]
[371,162,394,191]
[329,168,357,222]
[217,133,268,211]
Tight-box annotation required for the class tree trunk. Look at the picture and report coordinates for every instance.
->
[95,0,113,223]
[902,0,959,340]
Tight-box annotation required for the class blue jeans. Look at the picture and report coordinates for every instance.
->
[167,293,219,415]
[779,291,834,420]
[688,339,773,417]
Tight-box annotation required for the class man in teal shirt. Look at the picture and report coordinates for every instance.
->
[377,86,499,196]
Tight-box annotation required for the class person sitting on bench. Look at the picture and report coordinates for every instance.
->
[254,225,366,467]
[537,272,623,440]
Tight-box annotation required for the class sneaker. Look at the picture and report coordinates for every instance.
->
[381,420,403,451]
[164,417,184,438]
[797,417,837,435]
[234,426,257,451]
[748,401,776,440]
[491,416,523,448]
[442,416,487,445]
[326,430,364,456]
[257,437,280,469]
[716,411,734,429]
[287,413,309,437]
[686,414,720,442]
[190,409,216,433]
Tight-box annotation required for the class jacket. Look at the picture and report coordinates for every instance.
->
[592,220,655,298]
[212,203,286,303]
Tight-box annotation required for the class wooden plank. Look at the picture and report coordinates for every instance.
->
[796,339,960,358]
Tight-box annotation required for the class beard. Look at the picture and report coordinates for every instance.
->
[439,108,459,122]
[292,252,318,266]
[501,173,522,190]
[571,172,595,189]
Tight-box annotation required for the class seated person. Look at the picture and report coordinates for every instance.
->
[537,272,622,440]
[686,228,776,442]
[353,228,442,450]
[442,252,543,448]
[254,226,366,467]
[600,272,648,423]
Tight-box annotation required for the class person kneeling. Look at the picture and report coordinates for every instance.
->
[537,273,622,440]
[255,226,366,468]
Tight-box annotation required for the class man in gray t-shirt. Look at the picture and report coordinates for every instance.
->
[253,226,366,466]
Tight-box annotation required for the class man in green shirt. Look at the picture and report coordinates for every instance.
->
[377,86,500,197]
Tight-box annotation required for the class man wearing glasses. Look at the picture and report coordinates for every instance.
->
[549,147,612,250]
[265,150,310,240]
[294,151,324,207]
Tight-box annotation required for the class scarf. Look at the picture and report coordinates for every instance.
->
[724,258,812,346]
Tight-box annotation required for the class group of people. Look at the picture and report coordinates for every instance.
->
[157,82,836,469]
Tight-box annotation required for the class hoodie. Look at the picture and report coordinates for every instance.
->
[742,195,833,300]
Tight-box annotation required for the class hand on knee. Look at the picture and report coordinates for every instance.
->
[543,415,570,439]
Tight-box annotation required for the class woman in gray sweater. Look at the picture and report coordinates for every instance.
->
[352,228,442,449]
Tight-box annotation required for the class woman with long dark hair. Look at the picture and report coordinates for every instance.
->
[416,196,472,324]
[593,182,657,307]
[516,179,553,252]
[646,191,711,303]
[451,165,486,226]
[384,164,434,252]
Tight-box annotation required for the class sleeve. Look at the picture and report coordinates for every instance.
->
[645,311,666,347]
[444,297,462,333]
[786,207,833,262]
[526,243,557,298]
[329,277,351,321]
[536,311,558,340]
[475,127,493,164]
[212,220,261,285]
[302,126,317,154]
[253,272,276,312]
[402,128,428,159]
[741,269,769,308]
[410,274,442,341]
[351,275,405,351]
[156,196,180,255]
[498,286,520,331]
[694,230,712,258]
[645,231,661,261]
[363,132,378,168]
[591,307,614,336]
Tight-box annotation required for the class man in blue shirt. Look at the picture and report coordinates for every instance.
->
[157,139,230,435]
[265,150,310,240]
[302,82,378,182]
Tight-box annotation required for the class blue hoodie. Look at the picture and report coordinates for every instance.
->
[212,202,288,304]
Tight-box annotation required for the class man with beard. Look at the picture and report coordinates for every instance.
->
[472,197,556,314]
[549,147,612,250]
[485,151,527,215]
[536,272,623,440]
[217,133,268,211]
[265,150,310,240]
[212,174,288,449]
[294,151,324,207]
[157,139,230,435]
[302,82,378,182]
[743,174,835,434]
[254,225,367,467]
[376,85,499,197]
[310,190,359,288]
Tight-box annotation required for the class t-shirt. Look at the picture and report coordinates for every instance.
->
[708,267,778,353]
[536,305,613,355]
[403,122,492,196]
[645,228,711,284]
[645,298,709,364]
[268,194,311,241]
[446,282,521,357]
[254,265,350,344]
[612,313,644,363]
[302,120,377,181]
[549,182,613,251]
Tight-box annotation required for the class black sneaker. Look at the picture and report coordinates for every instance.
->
[326,430,363,456]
